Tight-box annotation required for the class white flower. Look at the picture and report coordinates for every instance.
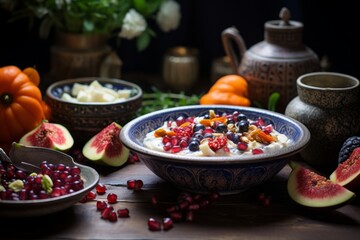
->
[156,0,181,32]
[119,9,147,40]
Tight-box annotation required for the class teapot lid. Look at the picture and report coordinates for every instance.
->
[265,7,303,46]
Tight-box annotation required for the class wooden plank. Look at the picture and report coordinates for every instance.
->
[1,162,359,239]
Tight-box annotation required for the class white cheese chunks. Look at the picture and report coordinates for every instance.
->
[61,80,131,103]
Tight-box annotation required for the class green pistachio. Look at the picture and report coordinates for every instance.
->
[42,174,53,193]
[9,180,24,192]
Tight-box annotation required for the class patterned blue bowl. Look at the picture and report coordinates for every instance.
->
[46,77,142,145]
[120,105,310,195]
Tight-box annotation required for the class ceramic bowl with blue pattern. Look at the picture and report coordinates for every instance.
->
[46,77,142,145]
[120,105,310,195]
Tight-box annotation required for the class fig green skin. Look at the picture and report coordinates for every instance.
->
[19,121,74,152]
[287,165,356,209]
[330,147,360,192]
[82,122,129,167]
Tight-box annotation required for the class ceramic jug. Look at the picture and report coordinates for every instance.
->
[222,7,320,112]
[285,72,360,175]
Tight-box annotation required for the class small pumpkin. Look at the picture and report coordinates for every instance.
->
[0,65,50,144]
[200,74,251,106]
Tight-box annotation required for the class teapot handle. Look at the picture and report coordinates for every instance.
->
[221,27,247,74]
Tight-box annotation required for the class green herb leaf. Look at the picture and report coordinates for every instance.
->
[267,92,280,112]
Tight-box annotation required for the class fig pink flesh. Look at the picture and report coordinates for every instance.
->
[91,123,122,157]
[26,122,66,148]
[296,167,346,199]
[334,147,360,182]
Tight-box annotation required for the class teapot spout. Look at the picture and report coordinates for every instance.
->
[221,26,247,74]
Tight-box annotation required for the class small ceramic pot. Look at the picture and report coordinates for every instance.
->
[285,72,360,174]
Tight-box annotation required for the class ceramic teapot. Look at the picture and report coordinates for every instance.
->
[222,7,320,112]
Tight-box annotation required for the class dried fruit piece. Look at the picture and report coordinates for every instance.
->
[287,165,355,209]
[82,122,129,167]
[330,147,360,191]
[19,121,74,152]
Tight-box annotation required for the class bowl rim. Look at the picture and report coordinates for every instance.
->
[120,105,311,164]
[46,77,143,106]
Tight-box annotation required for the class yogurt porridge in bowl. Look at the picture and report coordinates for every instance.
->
[120,105,310,195]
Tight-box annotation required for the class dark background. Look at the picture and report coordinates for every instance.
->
[1,0,359,90]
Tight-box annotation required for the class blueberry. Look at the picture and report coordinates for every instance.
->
[216,123,228,133]
[188,141,200,151]
[238,120,249,133]
[193,123,205,132]
[232,134,241,144]
[203,133,214,139]
[237,114,247,122]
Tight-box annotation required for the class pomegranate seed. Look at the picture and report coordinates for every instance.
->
[108,211,118,222]
[179,200,189,210]
[101,206,114,219]
[127,179,135,189]
[86,191,97,201]
[169,211,183,222]
[171,146,182,153]
[163,142,172,151]
[107,193,118,204]
[148,218,161,231]
[162,217,174,230]
[133,180,143,191]
[175,116,186,126]
[188,203,200,211]
[96,201,108,211]
[96,183,107,195]
[237,142,248,151]
[252,148,264,155]
[258,192,272,206]
[117,208,130,218]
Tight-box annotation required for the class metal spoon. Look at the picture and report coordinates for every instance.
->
[1,142,75,173]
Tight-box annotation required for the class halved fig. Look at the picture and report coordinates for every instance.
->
[330,147,360,191]
[82,122,129,167]
[287,165,355,209]
[19,121,74,152]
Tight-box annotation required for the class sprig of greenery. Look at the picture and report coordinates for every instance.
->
[137,88,200,116]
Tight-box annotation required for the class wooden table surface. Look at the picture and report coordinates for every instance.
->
[1,158,360,240]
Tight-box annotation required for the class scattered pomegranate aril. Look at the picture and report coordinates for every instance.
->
[86,191,97,201]
[101,206,114,219]
[162,217,174,230]
[148,218,161,231]
[96,200,108,211]
[133,180,143,191]
[127,179,143,191]
[169,211,183,222]
[117,208,130,218]
[95,183,107,195]
[107,193,118,204]
[108,211,118,222]
[257,192,272,206]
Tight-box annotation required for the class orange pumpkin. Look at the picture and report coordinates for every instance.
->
[0,65,49,143]
[200,74,251,106]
